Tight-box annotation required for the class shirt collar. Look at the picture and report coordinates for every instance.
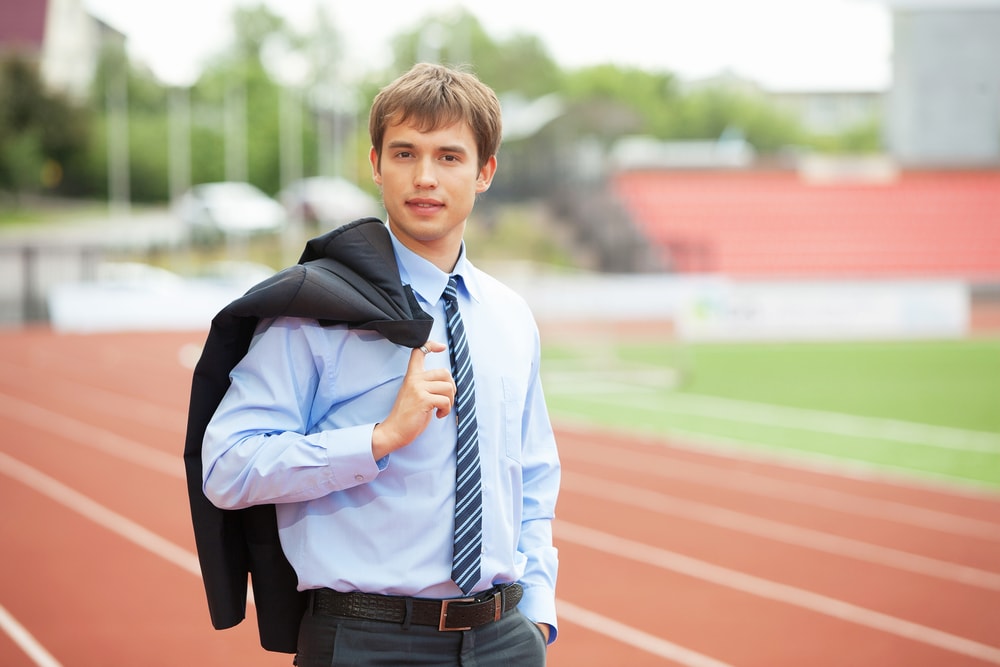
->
[387,226,481,307]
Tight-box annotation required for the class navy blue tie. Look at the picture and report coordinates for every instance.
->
[442,276,483,595]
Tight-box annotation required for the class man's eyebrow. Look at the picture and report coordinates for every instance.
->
[385,139,469,155]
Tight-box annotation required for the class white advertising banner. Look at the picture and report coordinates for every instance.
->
[675,280,970,341]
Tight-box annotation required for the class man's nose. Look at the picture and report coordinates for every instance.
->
[414,158,438,188]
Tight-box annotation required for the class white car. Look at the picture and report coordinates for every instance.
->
[175,182,287,241]
[279,177,382,230]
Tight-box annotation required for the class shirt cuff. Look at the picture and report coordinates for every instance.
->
[517,583,558,644]
[321,422,382,488]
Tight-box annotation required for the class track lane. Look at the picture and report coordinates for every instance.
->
[558,425,1000,531]
[0,453,285,666]
[0,411,191,549]
[2,329,999,666]
[555,529,1000,667]
[558,491,1000,645]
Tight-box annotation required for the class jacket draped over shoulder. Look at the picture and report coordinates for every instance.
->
[182,218,433,653]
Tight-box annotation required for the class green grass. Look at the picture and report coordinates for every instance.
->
[541,338,1000,489]
[0,197,111,227]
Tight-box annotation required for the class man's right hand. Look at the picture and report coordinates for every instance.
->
[371,341,455,460]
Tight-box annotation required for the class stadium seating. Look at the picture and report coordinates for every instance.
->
[611,170,1000,279]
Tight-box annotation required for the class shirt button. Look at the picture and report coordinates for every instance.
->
[354,474,365,482]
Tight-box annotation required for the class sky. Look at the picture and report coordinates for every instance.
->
[83,0,893,91]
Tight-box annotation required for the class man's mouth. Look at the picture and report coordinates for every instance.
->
[408,198,444,212]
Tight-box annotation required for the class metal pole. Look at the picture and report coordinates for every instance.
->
[225,79,248,183]
[168,85,191,201]
[106,57,130,218]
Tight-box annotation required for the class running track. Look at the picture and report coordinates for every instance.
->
[1,328,998,666]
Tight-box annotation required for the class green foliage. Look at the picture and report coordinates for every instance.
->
[127,114,171,200]
[386,10,563,98]
[552,65,675,142]
[0,130,44,195]
[232,4,287,60]
[804,116,883,154]
[673,87,807,151]
[0,3,889,205]
[189,122,226,185]
[0,56,91,198]
[60,113,111,198]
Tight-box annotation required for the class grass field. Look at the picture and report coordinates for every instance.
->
[541,337,1000,490]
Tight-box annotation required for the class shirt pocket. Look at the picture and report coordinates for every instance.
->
[501,375,525,463]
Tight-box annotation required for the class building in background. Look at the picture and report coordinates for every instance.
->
[885,0,1000,167]
[0,0,124,100]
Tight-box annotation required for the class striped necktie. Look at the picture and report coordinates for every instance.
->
[442,276,483,595]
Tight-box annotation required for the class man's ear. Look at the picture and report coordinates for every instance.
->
[476,155,498,194]
[370,146,382,186]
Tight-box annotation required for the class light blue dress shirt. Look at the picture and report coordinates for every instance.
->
[202,226,561,638]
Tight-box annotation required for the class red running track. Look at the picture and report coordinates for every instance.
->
[1,328,998,666]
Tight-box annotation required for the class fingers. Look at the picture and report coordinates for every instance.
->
[407,340,455,417]
[409,339,447,372]
[375,341,455,458]
[423,379,455,418]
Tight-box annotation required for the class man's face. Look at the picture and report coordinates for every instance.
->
[371,119,496,270]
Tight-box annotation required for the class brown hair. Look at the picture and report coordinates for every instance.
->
[369,63,502,170]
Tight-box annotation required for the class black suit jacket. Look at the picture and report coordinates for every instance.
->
[183,218,433,653]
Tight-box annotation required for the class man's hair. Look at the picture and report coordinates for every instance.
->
[369,63,502,170]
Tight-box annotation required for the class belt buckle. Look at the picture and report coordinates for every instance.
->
[438,597,474,631]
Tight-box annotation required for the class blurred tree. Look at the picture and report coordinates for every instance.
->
[0,56,90,202]
[565,65,679,130]
[665,86,805,151]
[233,4,287,60]
[562,66,807,152]
[3,4,881,207]
[559,65,679,144]
[69,40,176,202]
[385,10,563,98]
[190,4,290,193]
[806,116,882,154]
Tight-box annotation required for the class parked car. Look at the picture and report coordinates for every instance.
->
[278,176,382,231]
[174,182,287,243]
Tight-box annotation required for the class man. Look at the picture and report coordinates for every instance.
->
[201,63,560,665]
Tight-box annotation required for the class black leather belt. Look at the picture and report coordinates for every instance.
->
[311,583,523,631]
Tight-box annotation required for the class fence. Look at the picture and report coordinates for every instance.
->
[0,244,110,325]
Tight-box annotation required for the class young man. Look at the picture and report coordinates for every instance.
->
[200,63,560,665]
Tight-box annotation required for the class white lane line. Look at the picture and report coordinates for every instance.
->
[0,603,63,667]
[0,451,199,576]
[610,391,1000,452]
[672,393,1000,453]
[659,424,1000,495]
[557,521,1000,665]
[0,452,701,665]
[0,451,196,667]
[556,600,733,667]
[563,436,1000,540]
[0,392,183,479]
[4,366,993,662]
[5,382,994,550]
[562,471,1000,591]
